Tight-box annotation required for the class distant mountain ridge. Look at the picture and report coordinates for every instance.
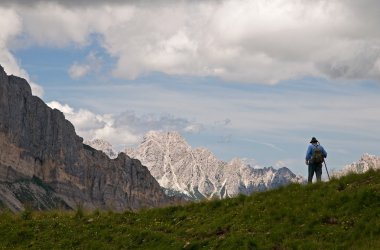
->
[84,139,118,159]
[0,65,172,212]
[87,136,380,199]
[332,153,380,177]
[122,131,305,200]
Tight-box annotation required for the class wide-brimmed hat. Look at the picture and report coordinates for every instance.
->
[310,137,318,143]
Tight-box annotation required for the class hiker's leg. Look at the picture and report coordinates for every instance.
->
[316,164,322,182]
[308,164,314,183]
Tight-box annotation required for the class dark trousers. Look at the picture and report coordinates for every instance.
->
[308,163,322,183]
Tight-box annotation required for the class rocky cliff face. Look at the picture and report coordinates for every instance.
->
[125,131,304,200]
[0,65,171,212]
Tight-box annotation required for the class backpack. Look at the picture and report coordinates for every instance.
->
[311,145,324,164]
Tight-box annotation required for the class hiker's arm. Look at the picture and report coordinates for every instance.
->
[322,147,327,158]
[305,146,312,164]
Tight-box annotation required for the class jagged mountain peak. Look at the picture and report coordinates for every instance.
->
[86,138,113,148]
[332,153,380,177]
[84,138,118,159]
[145,130,182,138]
[228,157,245,166]
[276,166,292,174]
[141,130,188,146]
[91,132,304,200]
[126,130,304,200]
[360,153,376,161]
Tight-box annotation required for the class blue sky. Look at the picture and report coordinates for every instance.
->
[1,0,380,177]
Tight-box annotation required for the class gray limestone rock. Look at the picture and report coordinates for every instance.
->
[126,131,305,200]
[0,65,172,212]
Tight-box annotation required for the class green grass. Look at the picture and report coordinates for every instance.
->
[0,170,379,249]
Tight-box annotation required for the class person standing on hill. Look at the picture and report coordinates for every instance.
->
[305,137,327,183]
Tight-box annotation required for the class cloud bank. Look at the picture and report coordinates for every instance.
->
[0,7,44,97]
[47,101,202,150]
[1,0,380,84]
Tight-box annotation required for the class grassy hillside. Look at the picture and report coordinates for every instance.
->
[0,170,379,250]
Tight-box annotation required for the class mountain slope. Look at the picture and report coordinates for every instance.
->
[126,131,304,200]
[0,65,171,212]
[0,169,379,249]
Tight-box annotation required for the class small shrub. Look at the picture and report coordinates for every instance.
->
[336,181,346,191]
[20,208,33,220]
[74,204,84,219]
[92,208,100,217]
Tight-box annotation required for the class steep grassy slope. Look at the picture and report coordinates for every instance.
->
[0,170,379,249]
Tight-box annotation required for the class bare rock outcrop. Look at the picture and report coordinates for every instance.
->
[0,65,171,212]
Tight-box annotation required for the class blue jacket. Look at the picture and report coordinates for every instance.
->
[305,144,327,161]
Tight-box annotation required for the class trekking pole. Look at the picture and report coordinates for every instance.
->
[323,160,330,181]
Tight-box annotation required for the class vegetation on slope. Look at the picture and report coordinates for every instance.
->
[0,170,379,249]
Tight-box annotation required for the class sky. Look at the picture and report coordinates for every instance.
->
[1,0,379,177]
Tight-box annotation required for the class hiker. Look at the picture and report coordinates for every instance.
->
[305,137,327,183]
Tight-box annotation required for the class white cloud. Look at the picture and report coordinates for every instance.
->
[47,101,74,113]
[0,8,25,76]
[113,111,203,137]
[47,100,110,134]
[274,160,287,168]
[99,0,380,83]
[0,49,45,98]
[0,7,44,98]
[184,124,203,133]
[68,52,102,79]
[17,3,92,47]
[68,63,90,79]
[47,101,202,150]
[0,8,21,46]
[2,1,380,84]
[29,82,44,97]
